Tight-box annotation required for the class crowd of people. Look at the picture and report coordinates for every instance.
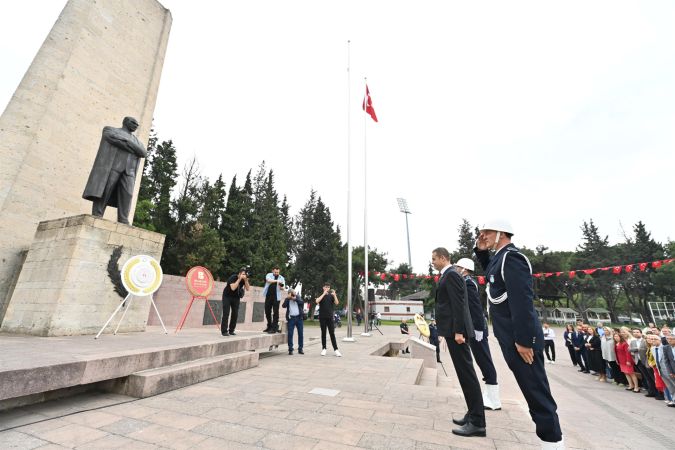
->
[559,320,675,407]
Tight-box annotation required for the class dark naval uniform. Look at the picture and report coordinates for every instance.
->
[465,275,498,386]
[474,243,562,443]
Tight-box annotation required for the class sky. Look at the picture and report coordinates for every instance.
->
[1,1,674,273]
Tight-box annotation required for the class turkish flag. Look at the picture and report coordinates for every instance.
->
[639,262,648,271]
[582,269,597,275]
[556,272,562,277]
[652,261,662,269]
[402,274,407,279]
[433,275,439,283]
[478,276,486,285]
[394,274,400,281]
[362,85,378,122]
[533,273,542,278]
[612,266,622,274]
[664,258,675,264]
[380,273,386,280]
[545,273,554,278]
[625,264,633,273]
[569,271,576,279]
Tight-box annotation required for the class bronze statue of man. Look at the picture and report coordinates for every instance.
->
[82,116,147,224]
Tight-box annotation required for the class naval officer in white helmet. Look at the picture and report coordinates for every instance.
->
[474,220,564,450]
[453,257,502,413]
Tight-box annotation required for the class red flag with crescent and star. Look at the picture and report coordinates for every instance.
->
[362,85,378,122]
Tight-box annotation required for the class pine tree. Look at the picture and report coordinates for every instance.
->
[293,191,346,309]
[620,221,665,318]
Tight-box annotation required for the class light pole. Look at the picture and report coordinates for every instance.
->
[396,198,412,269]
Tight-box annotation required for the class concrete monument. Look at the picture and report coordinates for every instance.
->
[0,0,172,326]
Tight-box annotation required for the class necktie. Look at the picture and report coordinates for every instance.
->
[655,347,660,362]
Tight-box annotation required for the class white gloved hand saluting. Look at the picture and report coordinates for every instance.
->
[474,330,484,342]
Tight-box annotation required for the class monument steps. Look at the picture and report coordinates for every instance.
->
[105,350,260,398]
[0,330,286,411]
[417,367,438,386]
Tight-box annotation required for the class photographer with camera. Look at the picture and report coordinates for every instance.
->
[316,283,342,357]
[263,266,286,334]
[221,267,250,336]
[282,289,304,355]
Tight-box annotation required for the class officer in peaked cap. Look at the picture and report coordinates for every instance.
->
[474,220,564,450]
[454,257,502,413]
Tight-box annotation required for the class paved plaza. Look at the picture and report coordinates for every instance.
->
[0,325,673,449]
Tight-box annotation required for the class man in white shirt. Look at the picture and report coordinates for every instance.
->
[543,323,556,364]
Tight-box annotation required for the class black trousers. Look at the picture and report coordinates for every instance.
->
[264,296,279,329]
[565,345,577,366]
[498,341,562,443]
[608,361,628,385]
[544,340,556,361]
[446,337,485,427]
[91,170,135,224]
[469,337,498,385]
[575,348,588,371]
[635,361,657,395]
[221,296,240,334]
[319,318,338,350]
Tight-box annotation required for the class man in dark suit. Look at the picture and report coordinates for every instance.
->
[572,325,589,373]
[432,247,485,438]
[82,116,147,224]
[474,220,563,449]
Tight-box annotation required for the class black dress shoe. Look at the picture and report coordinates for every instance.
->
[452,416,467,426]
[645,393,656,397]
[452,422,486,437]
[263,326,271,333]
[221,331,229,336]
[298,349,304,354]
[288,350,293,355]
[229,331,236,336]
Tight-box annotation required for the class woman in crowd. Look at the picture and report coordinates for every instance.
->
[616,328,639,392]
[563,324,577,367]
[585,326,604,379]
[609,331,628,385]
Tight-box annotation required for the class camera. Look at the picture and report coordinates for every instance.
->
[245,265,252,278]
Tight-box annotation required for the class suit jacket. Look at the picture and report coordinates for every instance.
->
[660,344,675,376]
[434,268,474,339]
[629,338,648,365]
[82,126,146,206]
[571,331,587,350]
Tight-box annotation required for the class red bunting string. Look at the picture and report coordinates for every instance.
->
[359,258,673,283]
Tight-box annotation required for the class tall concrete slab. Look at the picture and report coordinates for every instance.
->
[0,0,171,324]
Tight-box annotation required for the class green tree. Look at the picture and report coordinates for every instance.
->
[292,191,345,312]
[619,221,665,318]
[220,173,255,279]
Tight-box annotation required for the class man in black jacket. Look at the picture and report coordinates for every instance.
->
[432,247,485,438]
[454,257,501,411]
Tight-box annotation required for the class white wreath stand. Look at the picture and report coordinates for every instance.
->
[95,293,168,339]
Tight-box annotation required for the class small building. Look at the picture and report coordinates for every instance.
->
[585,308,611,325]
[370,290,426,322]
[548,307,579,325]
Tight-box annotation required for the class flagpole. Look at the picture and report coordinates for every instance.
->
[362,77,371,337]
[344,40,354,342]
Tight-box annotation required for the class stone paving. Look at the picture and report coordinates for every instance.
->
[0,325,673,449]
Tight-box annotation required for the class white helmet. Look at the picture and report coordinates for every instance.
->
[479,219,514,235]
[455,258,475,272]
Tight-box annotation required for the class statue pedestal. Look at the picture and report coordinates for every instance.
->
[0,215,165,336]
